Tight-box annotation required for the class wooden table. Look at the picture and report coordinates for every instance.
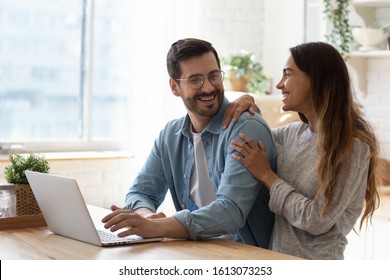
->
[0,225,302,260]
[0,205,302,260]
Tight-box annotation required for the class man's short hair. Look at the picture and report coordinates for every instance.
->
[166,38,221,79]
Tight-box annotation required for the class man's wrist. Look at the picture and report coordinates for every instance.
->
[156,216,189,239]
[135,207,154,217]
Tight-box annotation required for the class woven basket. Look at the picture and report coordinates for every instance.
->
[15,184,41,216]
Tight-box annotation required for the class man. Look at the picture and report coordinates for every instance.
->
[102,38,276,248]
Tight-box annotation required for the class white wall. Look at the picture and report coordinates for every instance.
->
[359,58,390,160]
[263,0,305,91]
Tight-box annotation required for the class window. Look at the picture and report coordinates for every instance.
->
[0,0,136,153]
[0,0,268,156]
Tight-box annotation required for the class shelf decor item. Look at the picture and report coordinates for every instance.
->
[222,50,271,95]
[3,153,50,216]
[323,0,352,59]
[352,27,389,51]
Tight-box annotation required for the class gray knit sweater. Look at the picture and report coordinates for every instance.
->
[269,122,369,260]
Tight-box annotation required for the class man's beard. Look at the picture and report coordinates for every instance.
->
[183,89,224,117]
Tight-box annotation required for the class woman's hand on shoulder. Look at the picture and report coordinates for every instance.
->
[231,133,278,189]
[223,94,258,129]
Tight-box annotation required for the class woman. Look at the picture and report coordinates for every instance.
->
[227,42,381,259]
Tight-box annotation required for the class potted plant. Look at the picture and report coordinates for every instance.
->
[3,153,50,216]
[222,50,270,94]
[323,0,352,60]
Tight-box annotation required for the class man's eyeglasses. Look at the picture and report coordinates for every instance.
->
[175,70,225,90]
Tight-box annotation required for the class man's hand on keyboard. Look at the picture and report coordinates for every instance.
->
[101,204,188,239]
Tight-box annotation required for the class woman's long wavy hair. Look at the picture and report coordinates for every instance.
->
[290,42,381,229]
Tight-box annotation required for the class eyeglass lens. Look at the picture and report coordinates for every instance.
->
[188,70,224,89]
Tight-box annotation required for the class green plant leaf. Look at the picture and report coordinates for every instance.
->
[323,0,351,60]
[222,51,270,94]
[3,153,50,184]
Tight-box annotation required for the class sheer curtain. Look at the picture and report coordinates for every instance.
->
[128,0,186,159]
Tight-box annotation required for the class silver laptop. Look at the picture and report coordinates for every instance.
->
[25,170,163,247]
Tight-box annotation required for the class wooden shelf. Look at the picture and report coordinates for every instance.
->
[350,50,390,58]
[0,214,46,230]
[352,0,390,7]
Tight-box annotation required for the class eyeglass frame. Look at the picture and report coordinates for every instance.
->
[175,70,225,90]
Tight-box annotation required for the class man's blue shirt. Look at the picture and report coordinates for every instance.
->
[125,97,276,247]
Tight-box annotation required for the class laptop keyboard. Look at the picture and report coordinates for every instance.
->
[97,229,138,242]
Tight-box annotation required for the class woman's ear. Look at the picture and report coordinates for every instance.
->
[169,79,180,97]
